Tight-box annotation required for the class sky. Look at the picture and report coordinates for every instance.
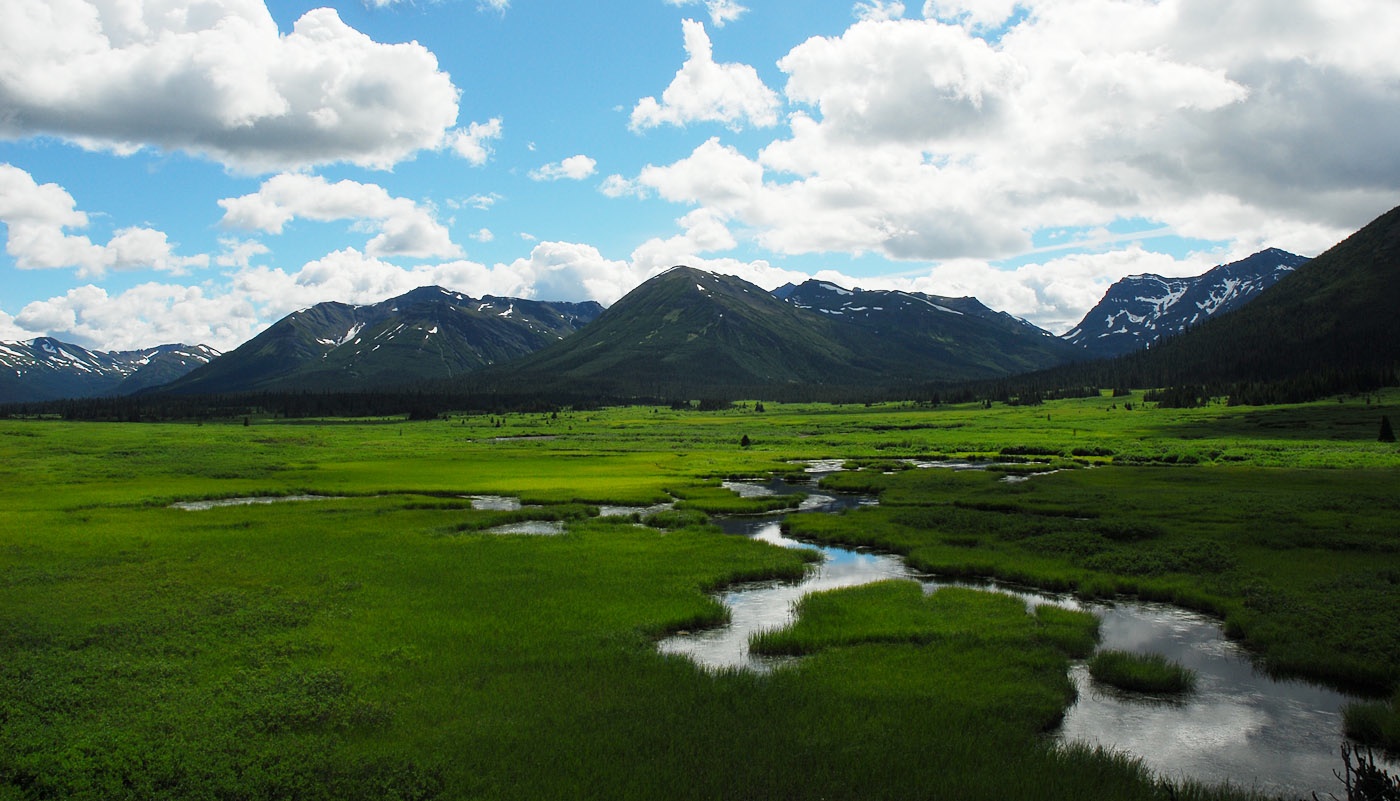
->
[2,0,1398,353]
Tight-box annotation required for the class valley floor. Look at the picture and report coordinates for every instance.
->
[1,390,1398,800]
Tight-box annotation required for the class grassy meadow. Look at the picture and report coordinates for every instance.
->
[2,390,1399,799]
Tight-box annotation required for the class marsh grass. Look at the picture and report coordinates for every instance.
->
[791,460,1400,694]
[750,581,1100,667]
[1344,692,1400,753]
[1088,650,1198,695]
[2,391,1398,799]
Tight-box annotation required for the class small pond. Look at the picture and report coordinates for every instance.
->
[465,495,523,511]
[483,520,565,536]
[170,494,336,511]
[657,468,1396,798]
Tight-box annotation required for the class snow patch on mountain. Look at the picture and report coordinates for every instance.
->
[1063,249,1310,358]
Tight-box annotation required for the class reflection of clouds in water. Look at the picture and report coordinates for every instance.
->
[1067,661,1268,752]
[798,459,846,473]
[658,521,911,671]
[1063,657,1348,794]
[659,477,1399,797]
[1063,600,1378,796]
[721,480,776,498]
[483,521,563,535]
[467,495,521,511]
[598,502,675,517]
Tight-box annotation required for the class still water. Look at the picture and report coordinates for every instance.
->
[656,469,1392,798]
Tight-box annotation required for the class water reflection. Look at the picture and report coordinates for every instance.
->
[1062,602,1362,797]
[657,472,1395,797]
[598,502,676,517]
[483,520,565,536]
[657,517,912,672]
[170,494,335,510]
[466,495,522,511]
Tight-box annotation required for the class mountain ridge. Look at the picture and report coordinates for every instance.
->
[469,266,1081,397]
[1063,248,1311,358]
[158,286,604,395]
[0,338,219,404]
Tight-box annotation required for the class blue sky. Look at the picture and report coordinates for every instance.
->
[2,0,1398,351]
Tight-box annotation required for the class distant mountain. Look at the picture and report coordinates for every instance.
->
[158,286,603,395]
[0,338,219,403]
[1023,205,1400,400]
[774,279,1080,377]
[478,267,1079,397]
[1063,248,1311,358]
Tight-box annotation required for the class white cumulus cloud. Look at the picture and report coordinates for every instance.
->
[530,155,598,182]
[855,1,906,22]
[218,174,461,259]
[0,164,208,277]
[665,0,748,28]
[0,1,460,172]
[631,19,781,131]
[445,118,504,166]
[617,3,1400,268]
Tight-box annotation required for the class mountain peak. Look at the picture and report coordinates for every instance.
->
[1063,248,1310,358]
[158,288,604,395]
[0,337,218,403]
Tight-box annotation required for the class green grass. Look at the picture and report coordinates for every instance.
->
[2,390,1399,799]
[1088,651,1199,695]
[791,459,1400,694]
[1343,692,1400,753]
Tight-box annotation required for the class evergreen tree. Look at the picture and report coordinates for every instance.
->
[1381,415,1396,443]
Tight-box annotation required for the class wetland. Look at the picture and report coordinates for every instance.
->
[3,391,1399,799]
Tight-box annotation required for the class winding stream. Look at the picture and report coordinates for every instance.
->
[656,466,1394,798]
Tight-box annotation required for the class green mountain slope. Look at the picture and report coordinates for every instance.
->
[1125,204,1400,389]
[775,280,1081,379]
[1003,204,1400,401]
[488,268,864,395]
[479,267,1079,398]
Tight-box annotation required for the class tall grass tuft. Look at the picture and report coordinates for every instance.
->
[1088,650,1198,695]
[1343,691,1400,753]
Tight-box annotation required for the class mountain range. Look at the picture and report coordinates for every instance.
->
[5,206,1396,407]
[0,339,219,404]
[1097,204,1400,395]
[157,287,603,396]
[1062,248,1311,358]
[465,267,1081,397]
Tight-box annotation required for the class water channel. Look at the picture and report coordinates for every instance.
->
[656,464,1393,799]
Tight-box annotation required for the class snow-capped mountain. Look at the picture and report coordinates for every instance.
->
[159,286,604,395]
[0,338,220,403]
[1062,248,1311,358]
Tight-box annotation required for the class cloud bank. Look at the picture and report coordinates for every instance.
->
[0,0,460,172]
[625,2,1400,266]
